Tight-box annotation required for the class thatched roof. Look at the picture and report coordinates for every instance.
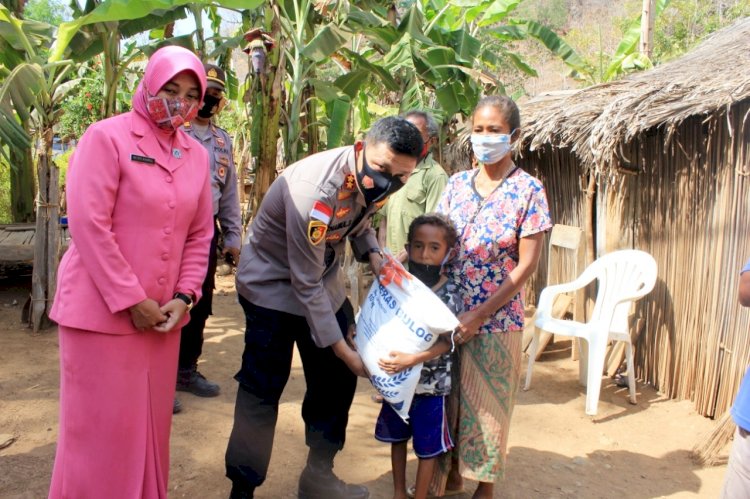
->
[519,17,750,170]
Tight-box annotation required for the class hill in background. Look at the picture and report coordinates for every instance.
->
[507,0,750,97]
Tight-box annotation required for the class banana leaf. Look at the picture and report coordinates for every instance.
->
[341,48,398,92]
[334,70,370,100]
[604,0,670,80]
[301,24,350,63]
[516,19,594,81]
[446,28,481,65]
[326,96,350,149]
[51,0,264,61]
[476,0,520,27]
[397,6,432,45]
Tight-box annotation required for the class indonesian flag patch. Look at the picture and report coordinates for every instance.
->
[310,201,333,224]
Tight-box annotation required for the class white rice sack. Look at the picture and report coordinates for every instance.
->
[354,257,460,422]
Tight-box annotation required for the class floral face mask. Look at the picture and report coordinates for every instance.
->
[146,95,198,131]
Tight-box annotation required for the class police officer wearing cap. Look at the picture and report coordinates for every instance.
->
[176,63,242,409]
[225,117,424,499]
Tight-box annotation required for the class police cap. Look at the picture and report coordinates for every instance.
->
[204,63,226,91]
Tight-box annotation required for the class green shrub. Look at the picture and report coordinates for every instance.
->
[58,74,104,141]
[0,156,12,224]
[54,148,74,188]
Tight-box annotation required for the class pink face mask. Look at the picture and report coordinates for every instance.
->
[146,94,198,131]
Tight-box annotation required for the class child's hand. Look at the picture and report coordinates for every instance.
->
[378,351,415,374]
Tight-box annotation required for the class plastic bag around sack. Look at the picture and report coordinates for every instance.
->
[354,254,460,422]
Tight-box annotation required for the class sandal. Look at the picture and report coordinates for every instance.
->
[614,374,629,388]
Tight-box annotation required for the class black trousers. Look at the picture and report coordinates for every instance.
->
[178,222,219,370]
[224,296,357,489]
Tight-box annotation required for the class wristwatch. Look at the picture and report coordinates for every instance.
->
[173,292,194,311]
[368,247,384,258]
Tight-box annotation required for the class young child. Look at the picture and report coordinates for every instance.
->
[375,213,462,499]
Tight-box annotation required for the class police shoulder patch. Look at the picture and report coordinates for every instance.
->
[308,220,328,245]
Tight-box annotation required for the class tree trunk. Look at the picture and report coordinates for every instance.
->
[9,145,35,223]
[304,83,319,156]
[639,0,655,58]
[191,6,206,59]
[103,29,121,118]
[251,8,284,214]
[30,129,60,332]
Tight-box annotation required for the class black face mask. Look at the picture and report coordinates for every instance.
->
[356,144,405,206]
[408,260,441,288]
[197,94,222,118]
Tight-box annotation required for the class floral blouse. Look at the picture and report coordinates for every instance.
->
[437,167,552,334]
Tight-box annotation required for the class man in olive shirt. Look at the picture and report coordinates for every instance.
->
[225,117,423,499]
[380,111,448,261]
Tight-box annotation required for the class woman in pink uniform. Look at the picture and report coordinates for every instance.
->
[48,46,214,499]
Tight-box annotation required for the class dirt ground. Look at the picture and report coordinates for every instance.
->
[0,274,731,498]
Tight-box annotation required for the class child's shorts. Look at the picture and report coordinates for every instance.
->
[374,394,454,458]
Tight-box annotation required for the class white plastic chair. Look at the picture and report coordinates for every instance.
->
[524,249,657,415]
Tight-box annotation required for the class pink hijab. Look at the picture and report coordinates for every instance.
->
[132,46,207,132]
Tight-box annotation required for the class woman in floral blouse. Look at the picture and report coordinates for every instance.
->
[437,95,552,499]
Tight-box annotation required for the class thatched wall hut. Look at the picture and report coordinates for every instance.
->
[517,18,750,419]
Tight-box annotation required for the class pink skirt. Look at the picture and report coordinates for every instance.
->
[49,325,180,499]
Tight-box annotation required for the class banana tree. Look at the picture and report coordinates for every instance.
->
[242,10,283,214]
[57,0,191,117]
[0,6,53,222]
[302,1,507,153]
[50,0,262,117]
[0,5,78,331]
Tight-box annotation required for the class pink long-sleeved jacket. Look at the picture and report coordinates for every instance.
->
[50,110,214,335]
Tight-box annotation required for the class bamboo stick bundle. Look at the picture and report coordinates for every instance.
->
[692,411,734,466]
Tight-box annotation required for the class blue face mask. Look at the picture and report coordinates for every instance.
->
[470,133,513,164]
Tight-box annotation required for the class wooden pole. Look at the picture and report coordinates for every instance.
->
[30,128,60,332]
[640,0,655,58]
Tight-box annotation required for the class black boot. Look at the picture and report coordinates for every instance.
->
[177,365,220,397]
[228,482,255,499]
[297,449,369,499]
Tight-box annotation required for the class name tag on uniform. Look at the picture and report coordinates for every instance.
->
[131,154,155,165]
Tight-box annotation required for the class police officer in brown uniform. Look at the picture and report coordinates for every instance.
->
[225,117,423,499]
[176,64,242,409]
